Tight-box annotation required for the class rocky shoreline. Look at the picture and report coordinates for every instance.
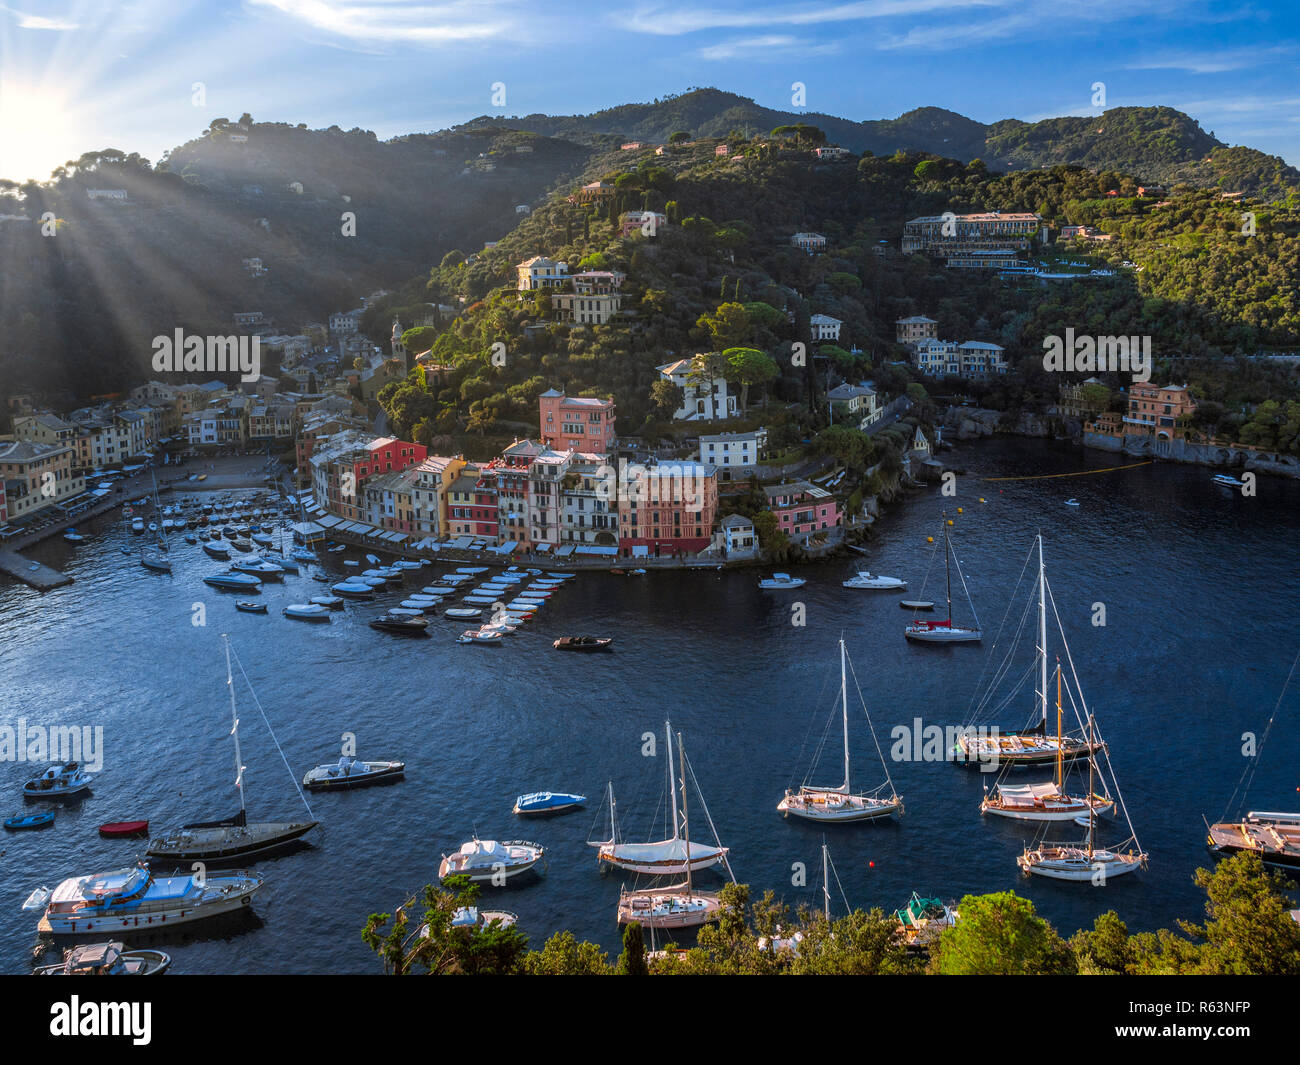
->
[940,406,1300,480]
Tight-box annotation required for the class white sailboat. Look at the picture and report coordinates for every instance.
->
[778,638,902,822]
[905,519,980,642]
[617,729,732,929]
[980,663,1114,822]
[955,535,1106,767]
[139,473,172,573]
[590,720,730,875]
[1017,715,1147,882]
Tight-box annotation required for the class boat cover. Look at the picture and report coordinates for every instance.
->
[997,782,1062,803]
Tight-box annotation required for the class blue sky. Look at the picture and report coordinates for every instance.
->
[1,0,1298,183]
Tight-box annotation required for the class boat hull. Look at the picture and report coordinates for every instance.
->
[1016,848,1145,881]
[145,820,318,863]
[617,890,722,929]
[778,789,903,822]
[39,878,261,935]
[905,625,982,643]
[303,762,405,790]
[981,798,1113,822]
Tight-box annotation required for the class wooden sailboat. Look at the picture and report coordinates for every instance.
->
[616,729,731,929]
[778,638,902,822]
[146,635,318,863]
[1016,714,1147,882]
[980,662,1115,822]
[905,519,980,642]
[956,535,1106,767]
[591,720,729,874]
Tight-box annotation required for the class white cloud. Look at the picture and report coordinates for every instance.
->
[246,0,515,45]
[696,34,839,60]
[1125,46,1294,74]
[2,5,79,29]
[627,0,1009,37]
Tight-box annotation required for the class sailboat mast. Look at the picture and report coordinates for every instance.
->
[678,732,692,893]
[665,720,679,840]
[1086,714,1095,857]
[840,638,850,792]
[1038,534,1048,728]
[944,523,953,620]
[822,841,830,921]
[1055,661,1063,789]
[223,635,247,815]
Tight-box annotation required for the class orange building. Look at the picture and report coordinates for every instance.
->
[1123,383,1197,439]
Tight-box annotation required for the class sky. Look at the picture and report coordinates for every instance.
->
[1,0,1298,183]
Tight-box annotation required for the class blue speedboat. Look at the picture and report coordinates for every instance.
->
[513,791,587,816]
[5,811,56,830]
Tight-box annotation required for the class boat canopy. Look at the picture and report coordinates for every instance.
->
[607,838,724,862]
[997,782,1062,803]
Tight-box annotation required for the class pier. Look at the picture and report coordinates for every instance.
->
[0,550,73,590]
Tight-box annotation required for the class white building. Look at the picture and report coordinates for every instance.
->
[516,256,569,291]
[811,314,842,342]
[827,384,882,430]
[656,356,739,422]
[698,429,767,477]
[790,232,827,254]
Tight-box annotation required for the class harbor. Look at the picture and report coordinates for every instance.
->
[2,437,1297,973]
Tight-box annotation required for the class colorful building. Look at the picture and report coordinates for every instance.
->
[0,440,85,522]
[538,390,617,455]
[618,461,718,557]
[1124,383,1197,439]
[763,481,841,541]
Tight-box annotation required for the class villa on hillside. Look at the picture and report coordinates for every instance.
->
[656,356,739,422]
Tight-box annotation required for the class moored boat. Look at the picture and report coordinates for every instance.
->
[34,940,171,975]
[236,601,268,614]
[99,820,149,837]
[514,791,586,816]
[22,762,93,799]
[438,838,544,882]
[843,570,907,590]
[303,756,405,791]
[553,636,613,652]
[759,572,805,590]
[5,811,56,830]
[370,613,429,635]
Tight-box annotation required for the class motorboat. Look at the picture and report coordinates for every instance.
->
[444,607,482,620]
[291,548,316,563]
[130,518,145,534]
[284,603,331,622]
[332,582,374,599]
[438,839,544,882]
[514,792,586,816]
[63,529,84,543]
[553,636,613,652]
[454,567,489,575]
[33,941,171,976]
[302,756,405,791]
[309,595,344,610]
[449,907,517,930]
[1213,473,1246,488]
[231,559,283,579]
[5,811,56,830]
[457,629,502,644]
[370,614,429,635]
[203,572,262,590]
[400,599,440,614]
[1207,811,1300,870]
[759,572,805,590]
[228,538,254,552]
[235,601,268,614]
[38,865,264,934]
[843,571,907,590]
[23,762,93,799]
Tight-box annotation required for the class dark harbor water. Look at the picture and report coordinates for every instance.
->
[2,437,1298,974]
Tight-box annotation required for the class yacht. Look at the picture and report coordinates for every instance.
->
[438,839,545,882]
[370,614,429,635]
[759,572,805,590]
[23,762,94,799]
[1212,473,1246,488]
[231,559,283,579]
[38,865,263,934]
[843,571,907,590]
[302,756,405,791]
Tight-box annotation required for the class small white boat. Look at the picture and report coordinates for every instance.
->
[445,607,482,619]
[309,595,344,610]
[438,838,543,881]
[231,560,284,579]
[1212,473,1246,488]
[62,530,84,543]
[33,940,171,976]
[332,582,374,598]
[302,756,404,790]
[455,567,489,575]
[283,603,331,622]
[1064,498,1080,507]
[457,628,503,644]
[759,572,805,590]
[843,571,906,590]
[514,791,586,816]
[204,572,262,590]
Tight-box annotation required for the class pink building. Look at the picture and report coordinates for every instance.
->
[763,481,841,539]
[538,390,616,455]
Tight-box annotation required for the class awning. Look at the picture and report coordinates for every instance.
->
[575,544,618,556]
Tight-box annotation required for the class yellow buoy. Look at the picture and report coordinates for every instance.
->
[979,497,986,503]
[957,507,963,513]
[946,519,954,526]
[927,536,934,543]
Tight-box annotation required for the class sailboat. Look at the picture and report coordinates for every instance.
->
[955,535,1106,768]
[980,662,1115,822]
[778,638,902,822]
[1206,645,1300,870]
[139,473,172,573]
[590,721,729,875]
[905,518,980,642]
[1017,714,1147,882]
[617,729,732,929]
[146,635,319,863]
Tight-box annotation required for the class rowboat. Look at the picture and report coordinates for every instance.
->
[99,820,149,838]
[235,601,268,614]
[5,811,56,831]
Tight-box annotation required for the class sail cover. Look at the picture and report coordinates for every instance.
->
[996,782,1061,804]
[606,838,724,862]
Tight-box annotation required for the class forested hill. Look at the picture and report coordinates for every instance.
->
[0,121,592,399]
[458,89,1300,201]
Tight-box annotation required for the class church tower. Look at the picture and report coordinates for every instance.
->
[391,317,409,374]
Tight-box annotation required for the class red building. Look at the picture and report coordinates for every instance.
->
[618,462,718,557]
[763,481,842,539]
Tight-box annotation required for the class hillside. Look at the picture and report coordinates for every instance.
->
[462,90,1300,199]
[0,121,592,399]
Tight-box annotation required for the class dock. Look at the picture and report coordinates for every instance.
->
[0,550,73,590]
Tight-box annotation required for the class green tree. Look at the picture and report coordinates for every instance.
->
[697,302,752,350]
[723,347,779,409]
[618,923,648,975]
[929,891,1076,975]
[524,931,613,975]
